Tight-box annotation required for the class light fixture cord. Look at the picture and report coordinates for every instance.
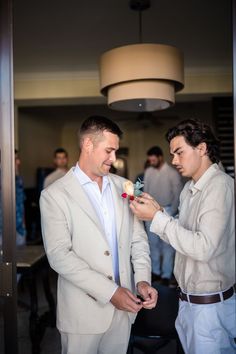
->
[139,9,143,43]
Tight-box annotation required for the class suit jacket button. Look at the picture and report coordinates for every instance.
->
[107,275,113,280]
[104,250,110,256]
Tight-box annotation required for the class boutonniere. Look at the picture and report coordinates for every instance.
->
[121,178,144,201]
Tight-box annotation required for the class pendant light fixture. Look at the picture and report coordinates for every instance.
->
[99,0,184,112]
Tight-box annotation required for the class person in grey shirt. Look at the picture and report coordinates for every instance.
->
[44,148,69,188]
[130,119,236,354]
[144,146,183,285]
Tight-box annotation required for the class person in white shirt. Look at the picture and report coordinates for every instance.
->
[40,115,157,354]
[144,146,183,285]
[43,148,69,188]
[130,119,236,354]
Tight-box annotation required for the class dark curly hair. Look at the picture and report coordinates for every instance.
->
[166,119,220,164]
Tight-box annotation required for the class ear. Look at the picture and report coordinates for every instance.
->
[82,136,93,153]
[197,142,207,156]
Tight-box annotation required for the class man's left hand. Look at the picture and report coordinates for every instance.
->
[137,281,158,309]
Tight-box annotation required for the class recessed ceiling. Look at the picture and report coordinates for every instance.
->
[13,0,232,75]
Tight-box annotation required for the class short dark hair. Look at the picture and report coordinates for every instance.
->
[166,119,220,164]
[147,146,163,157]
[54,148,68,157]
[79,115,123,144]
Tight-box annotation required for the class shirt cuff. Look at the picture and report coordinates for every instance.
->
[108,284,119,301]
[150,210,171,236]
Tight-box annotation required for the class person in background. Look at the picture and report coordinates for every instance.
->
[144,146,183,286]
[43,148,69,188]
[15,150,26,246]
[130,119,236,354]
[134,160,150,189]
[40,115,157,354]
[0,150,26,248]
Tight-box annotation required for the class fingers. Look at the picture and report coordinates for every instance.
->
[129,198,158,221]
[135,195,158,207]
[140,192,153,199]
[142,288,158,309]
[137,281,151,300]
[110,287,143,313]
[137,282,158,310]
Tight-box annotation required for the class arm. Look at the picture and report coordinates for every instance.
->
[40,189,118,305]
[131,215,152,284]
[129,182,234,262]
[131,215,157,309]
[150,182,233,262]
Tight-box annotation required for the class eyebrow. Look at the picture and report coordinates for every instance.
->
[171,147,182,155]
[106,147,118,151]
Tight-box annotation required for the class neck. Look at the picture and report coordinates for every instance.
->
[78,159,103,190]
[192,159,213,182]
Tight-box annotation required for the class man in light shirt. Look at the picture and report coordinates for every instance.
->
[130,119,236,354]
[144,146,183,285]
[43,147,69,188]
[40,116,157,354]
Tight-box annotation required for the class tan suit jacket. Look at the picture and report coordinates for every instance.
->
[40,168,151,334]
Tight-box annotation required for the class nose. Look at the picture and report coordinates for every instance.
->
[110,151,116,163]
[172,155,178,165]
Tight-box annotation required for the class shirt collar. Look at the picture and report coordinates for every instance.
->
[189,163,219,195]
[74,163,109,189]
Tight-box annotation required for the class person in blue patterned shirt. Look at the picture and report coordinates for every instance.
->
[0,150,26,247]
[15,150,26,245]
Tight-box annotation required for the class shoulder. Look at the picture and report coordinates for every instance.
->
[165,163,180,176]
[43,170,56,188]
[144,166,155,179]
[43,168,74,194]
[44,169,57,181]
[206,168,233,191]
[108,173,127,186]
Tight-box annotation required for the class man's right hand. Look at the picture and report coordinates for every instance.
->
[110,287,143,313]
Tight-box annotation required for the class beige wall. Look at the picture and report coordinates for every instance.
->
[19,111,63,187]
[18,101,213,188]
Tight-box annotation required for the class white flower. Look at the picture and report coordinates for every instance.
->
[123,180,134,196]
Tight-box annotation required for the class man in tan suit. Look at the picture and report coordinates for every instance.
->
[40,116,157,354]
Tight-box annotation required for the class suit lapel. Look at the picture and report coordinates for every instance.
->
[62,169,105,237]
[108,174,124,240]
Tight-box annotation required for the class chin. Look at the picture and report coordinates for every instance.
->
[101,169,110,176]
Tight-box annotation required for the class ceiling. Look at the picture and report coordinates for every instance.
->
[13,0,232,75]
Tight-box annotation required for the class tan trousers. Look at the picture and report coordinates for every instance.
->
[60,309,131,354]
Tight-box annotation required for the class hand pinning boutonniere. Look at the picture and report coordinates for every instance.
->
[121,178,144,201]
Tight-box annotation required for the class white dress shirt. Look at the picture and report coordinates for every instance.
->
[74,164,120,284]
[150,163,235,294]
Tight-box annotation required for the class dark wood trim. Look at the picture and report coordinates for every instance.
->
[0,0,18,352]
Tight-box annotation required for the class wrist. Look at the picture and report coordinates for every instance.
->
[137,281,150,289]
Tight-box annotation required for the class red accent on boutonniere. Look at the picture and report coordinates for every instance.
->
[121,193,135,200]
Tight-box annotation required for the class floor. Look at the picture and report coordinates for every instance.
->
[0,271,179,354]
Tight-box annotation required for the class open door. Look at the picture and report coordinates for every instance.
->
[0,0,18,353]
